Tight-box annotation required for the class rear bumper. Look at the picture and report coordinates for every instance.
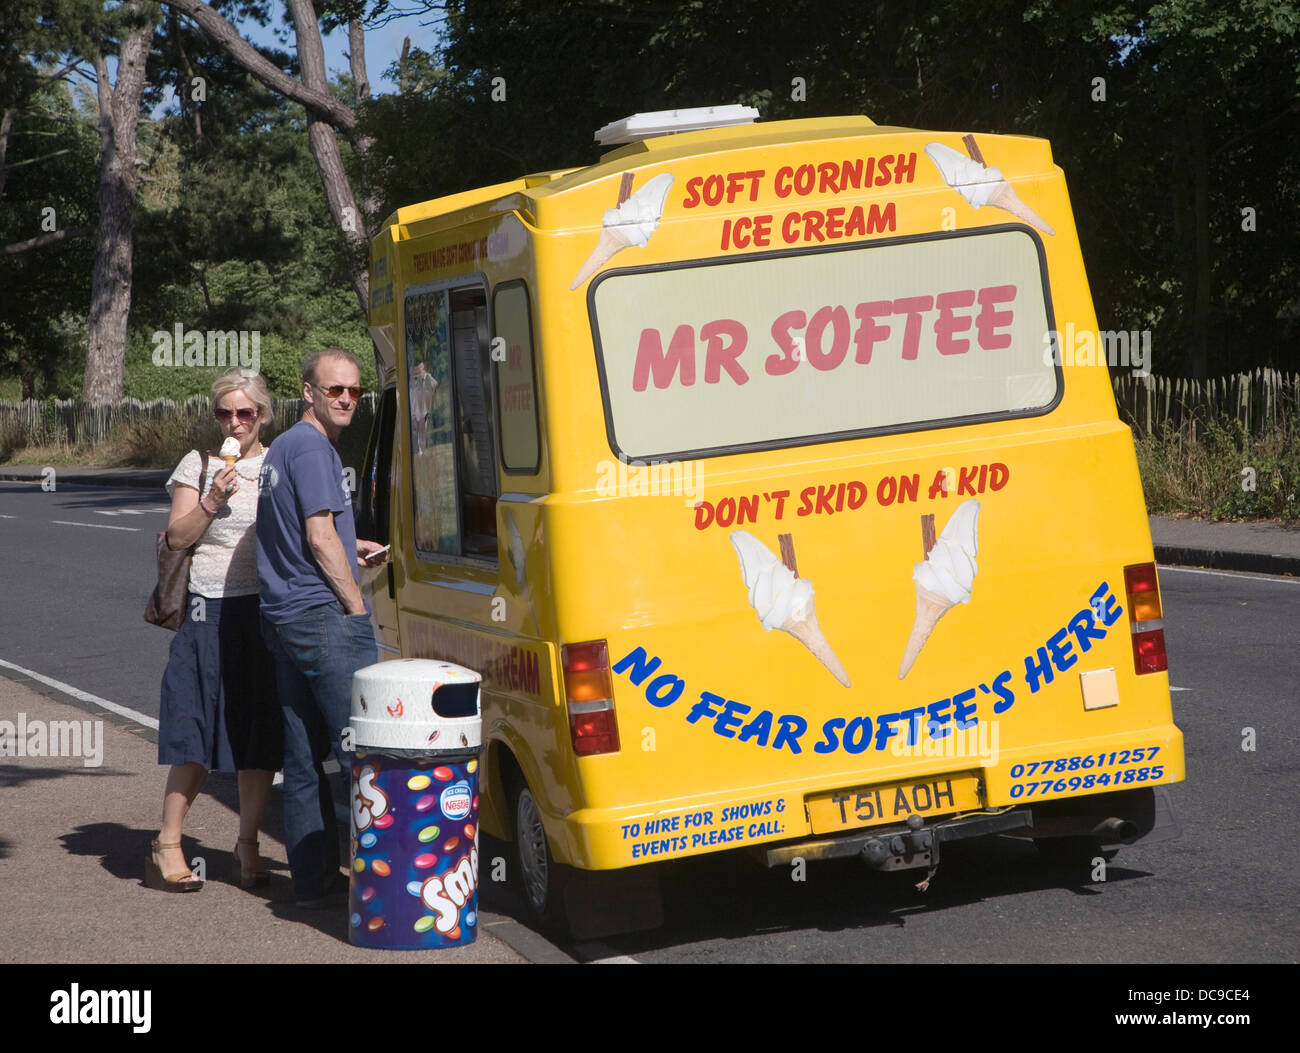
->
[553,724,1183,868]
[753,786,1180,871]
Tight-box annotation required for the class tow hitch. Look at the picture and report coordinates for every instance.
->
[755,807,1033,885]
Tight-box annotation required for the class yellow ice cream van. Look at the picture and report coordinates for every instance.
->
[358,106,1183,935]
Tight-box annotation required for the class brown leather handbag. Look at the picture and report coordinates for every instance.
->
[144,451,210,631]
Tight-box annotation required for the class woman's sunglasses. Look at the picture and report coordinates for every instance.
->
[214,408,259,423]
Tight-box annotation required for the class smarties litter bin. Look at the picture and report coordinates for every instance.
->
[347,659,482,949]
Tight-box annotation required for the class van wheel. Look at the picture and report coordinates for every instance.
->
[511,780,570,935]
[1034,837,1119,867]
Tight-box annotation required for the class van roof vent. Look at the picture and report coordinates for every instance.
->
[594,104,760,146]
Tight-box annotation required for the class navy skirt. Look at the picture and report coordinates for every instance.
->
[158,594,283,772]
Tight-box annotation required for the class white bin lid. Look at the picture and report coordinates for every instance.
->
[350,659,481,752]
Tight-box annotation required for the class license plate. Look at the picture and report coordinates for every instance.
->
[805,773,983,834]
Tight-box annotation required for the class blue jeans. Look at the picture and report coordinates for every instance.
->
[262,602,377,900]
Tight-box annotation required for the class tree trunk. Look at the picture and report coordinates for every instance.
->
[286,0,369,315]
[349,19,370,103]
[83,8,153,404]
[169,7,202,138]
[162,0,372,313]
[0,107,15,200]
[164,0,358,131]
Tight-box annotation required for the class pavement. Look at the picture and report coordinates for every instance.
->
[0,674,576,965]
[1,464,1296,966]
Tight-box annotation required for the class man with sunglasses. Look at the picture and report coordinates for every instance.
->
[256,349,388,908]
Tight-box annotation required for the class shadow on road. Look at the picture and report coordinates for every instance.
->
[0,764,133,789]
[579,835,1154,958]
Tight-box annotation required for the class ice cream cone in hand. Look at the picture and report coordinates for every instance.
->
[730,530,850,687]
[219,435,241,470]
[898,499,981,679]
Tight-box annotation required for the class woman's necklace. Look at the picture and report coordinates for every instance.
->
[234,443,264,474]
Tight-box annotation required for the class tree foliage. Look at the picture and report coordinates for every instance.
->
[364,0,1299,377]
[2,0,1295,401]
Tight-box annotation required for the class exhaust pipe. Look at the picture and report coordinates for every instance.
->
[1091,817,1139,843]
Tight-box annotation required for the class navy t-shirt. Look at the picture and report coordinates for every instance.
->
[256,421,359,624]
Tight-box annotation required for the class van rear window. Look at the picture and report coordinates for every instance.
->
[590,227,1057,460]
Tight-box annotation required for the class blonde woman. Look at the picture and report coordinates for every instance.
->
[146,368,283,892]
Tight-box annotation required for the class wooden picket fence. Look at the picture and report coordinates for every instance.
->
[1112,369,1298,438]
[0,393,379,447]
[2,374,1293,451]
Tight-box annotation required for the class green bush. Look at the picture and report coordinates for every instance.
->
[124,325,377,402]
[120,412,221,468]
[1135,419,1300,523]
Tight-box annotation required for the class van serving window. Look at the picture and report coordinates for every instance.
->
[405,284,499,560]
[589,227,1059,461]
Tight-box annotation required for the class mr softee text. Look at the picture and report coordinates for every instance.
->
[630,285,1018,392]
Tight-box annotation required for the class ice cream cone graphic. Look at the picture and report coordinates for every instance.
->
[898,586,956,681]
[897,499,981,679]
[984,181,1056,237]
[924,141,1055,237]
[570,171,675,289]
[782,602,851,688]
[570,226,635,289]
[730,529,850,687]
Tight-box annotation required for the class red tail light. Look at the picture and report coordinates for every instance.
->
[1123,563,1167,674]
[562,640,619,756]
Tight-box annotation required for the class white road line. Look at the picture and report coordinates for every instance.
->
[51,520,139,532]
[0,514,15,518]
[1170,686,1192,692]
[0,657,281,781]
[0,658,159,730]
[1159,565,1300,585]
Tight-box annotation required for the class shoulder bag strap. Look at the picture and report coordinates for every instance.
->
[192,450,212,549]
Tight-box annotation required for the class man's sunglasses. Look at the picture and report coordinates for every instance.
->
[214,408,259,423]
[315,384,363,399]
